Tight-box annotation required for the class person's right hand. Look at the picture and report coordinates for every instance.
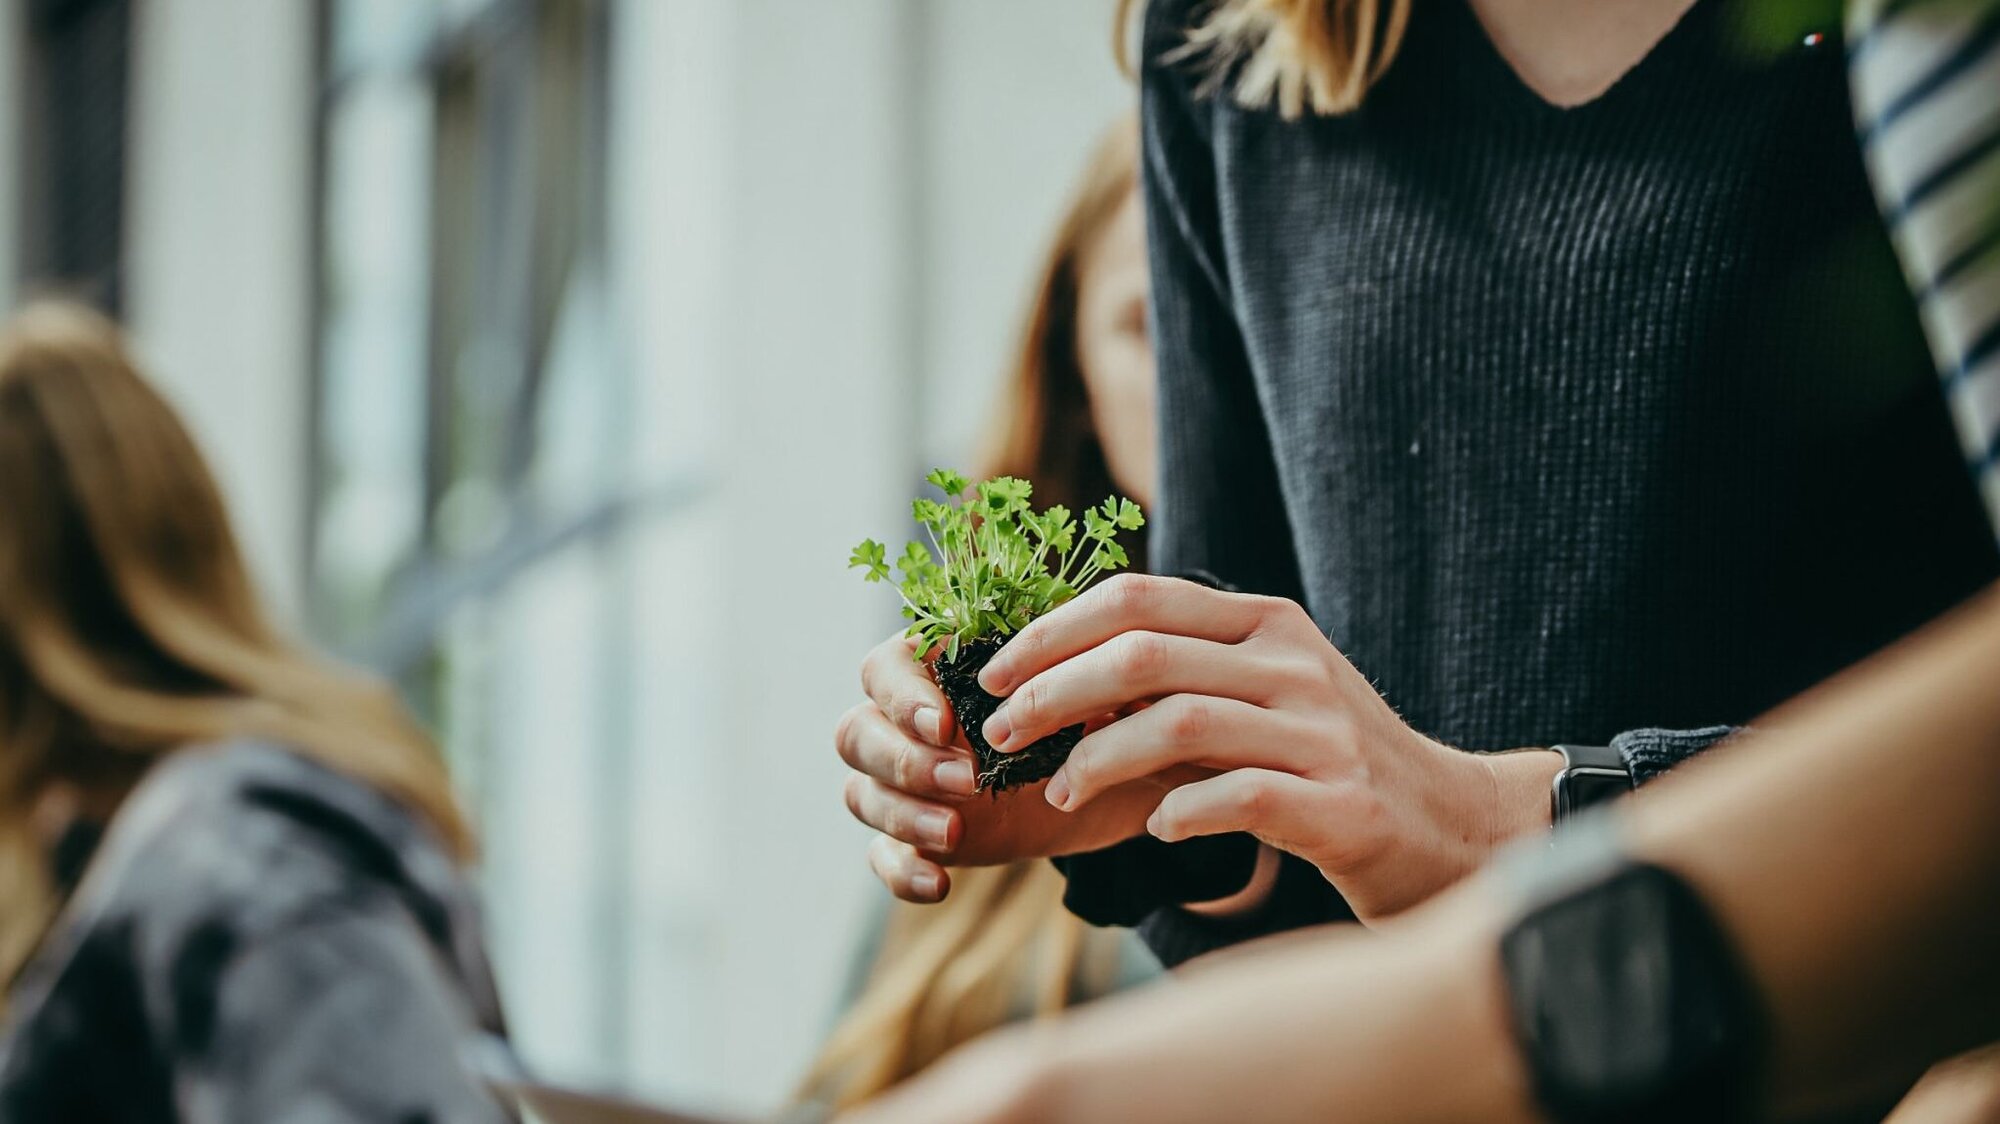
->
[837,631,1187,903]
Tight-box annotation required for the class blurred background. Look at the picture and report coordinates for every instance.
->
[0,0,1130,1113]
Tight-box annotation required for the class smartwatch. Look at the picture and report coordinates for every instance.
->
[1496,837,1766,1124]
[1549,744,1632,824]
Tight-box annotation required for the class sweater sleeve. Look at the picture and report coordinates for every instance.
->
[1053,0,1358,966]
[1138,853,1357,968]
[1138,0,1309,610]
[1613,725,1737,785]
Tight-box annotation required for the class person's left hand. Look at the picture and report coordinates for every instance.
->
[974,574,1561,923]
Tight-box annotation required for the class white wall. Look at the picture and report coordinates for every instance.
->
[919,0,1134,465]
[124,0,314,621]
[709,0,920,1094]
[0,0,19,317]
[608,0,920,1106]
[602,1,1132,1110]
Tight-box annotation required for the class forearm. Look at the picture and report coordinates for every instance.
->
[1359,586,2000,1120]
[1033,916,1535,1124]
[1615,590,2000,1118]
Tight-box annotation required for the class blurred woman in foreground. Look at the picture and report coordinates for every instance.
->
[0,303,510,1122]
[804,118,1159,1111]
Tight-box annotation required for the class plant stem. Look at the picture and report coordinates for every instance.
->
[924,521,950,572]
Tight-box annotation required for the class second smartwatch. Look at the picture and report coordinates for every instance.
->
[1549,744,1632,823]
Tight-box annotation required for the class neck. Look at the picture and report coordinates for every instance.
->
[1468,0,1700,107]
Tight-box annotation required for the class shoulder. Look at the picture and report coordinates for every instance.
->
[1139,0,1215,53]
[1136,0,1255,175]
[2,745,504,1117]
[1137,0,1218,95]
[51,742,474,978]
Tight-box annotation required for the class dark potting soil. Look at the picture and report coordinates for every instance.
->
[934,634,1082,792]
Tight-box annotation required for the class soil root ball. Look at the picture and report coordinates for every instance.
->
[934,636,1082,792]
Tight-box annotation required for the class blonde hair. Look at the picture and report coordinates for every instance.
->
[0,301,473,982]
[797,121,1147,1110]
[1116,0,1412,119]
[796,863,1124,1111]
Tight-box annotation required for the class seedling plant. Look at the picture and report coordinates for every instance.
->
[851,469,1144,791]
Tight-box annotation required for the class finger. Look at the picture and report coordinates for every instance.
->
[836,702,980,797]
[861,632,956,744]
[982,632,1278,753]
[1049,695,1312,810]
[978,573,1275,695]
[1148,767,1369,871]
[867,835,950,904]
[844,774,962,855]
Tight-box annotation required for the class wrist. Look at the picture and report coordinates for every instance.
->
[1479,748,1565,846]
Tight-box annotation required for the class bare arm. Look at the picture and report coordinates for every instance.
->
[1619,588,2000,1118]
[843,586,2000,1124]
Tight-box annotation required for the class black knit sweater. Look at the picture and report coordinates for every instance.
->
[1062,0,2000,966]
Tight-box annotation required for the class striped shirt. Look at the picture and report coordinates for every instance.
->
[1850,0,2000,532]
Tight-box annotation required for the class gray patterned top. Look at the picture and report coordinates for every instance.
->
[0,742,514,1123]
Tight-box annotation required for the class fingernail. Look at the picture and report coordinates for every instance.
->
[918,810,953,850]
[914,707,943,744]
[1146,810,1171,840]
[982,708,1012,750]
[911,872,942,901]
[977,661,1010,695]
[935,758,976,795]
[1045,769,1072,810]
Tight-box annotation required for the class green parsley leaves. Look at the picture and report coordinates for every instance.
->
[851,470,1145,663]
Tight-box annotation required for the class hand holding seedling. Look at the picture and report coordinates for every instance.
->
[972,573,1563,925]
[838,471,1171,903]
[841,471,1556,916]
[840,632,1199,903]
[850,470,1144,790]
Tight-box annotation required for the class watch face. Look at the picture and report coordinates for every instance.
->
[1558,768,1631,819]
[1499,863,1763,1123]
